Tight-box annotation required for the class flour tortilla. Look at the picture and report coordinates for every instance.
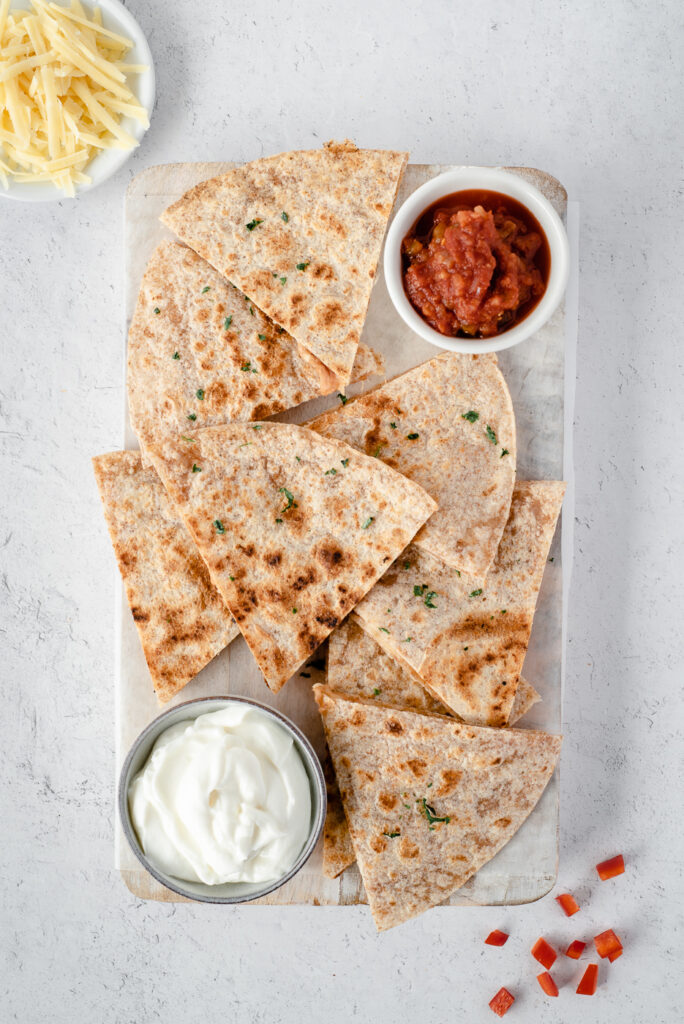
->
[127,241,384,454]
[353,481,565,727]
[315,684,561,929]
[92,451,238,704]
[146,423,437,692]
[160,141,408,384]
[309,352,516,577]
[322,617,540,878]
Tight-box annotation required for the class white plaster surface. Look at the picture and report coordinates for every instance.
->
[0,1,682,1022]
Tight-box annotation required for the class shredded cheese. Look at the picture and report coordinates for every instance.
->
[0,0,148,195]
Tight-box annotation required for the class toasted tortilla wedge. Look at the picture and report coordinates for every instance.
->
[160,141,408,383]
[127,241,384,454]
[315,684,561,929]
[92,451,238,704]
[322,618,540,878]
[309,352,516,577]
[146,423,437,692]
[353,481,565,726]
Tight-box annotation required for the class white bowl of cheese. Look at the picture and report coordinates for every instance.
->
[0,0,155,200]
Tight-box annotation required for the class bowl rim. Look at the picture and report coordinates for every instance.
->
[383,166,570,355]
[118,694,327,904]
[1,0,155,203]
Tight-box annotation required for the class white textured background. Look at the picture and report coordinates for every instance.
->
[1,1,682,1022]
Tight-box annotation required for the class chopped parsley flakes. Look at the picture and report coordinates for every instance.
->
[383,831,400,839]
[501,447,509,458]
[258,333,266,341]
[241,361,258,373]
[462,410,479,423]
[172,351,180,360]
[154,307,160,315]
[486,424,497,444]
[419,798,450,827]
[224,316,233,330]
[341,458,349,467]
[196,388,205,400]
[191,464,201,473]
[279,487,297,512]
[325,468,337,475]
[213,519,225,534]
[246,218,263,231]
[406,432,419,440]
[281,211,289,222]
[362,516,374,529]
[187,413,197,421]
[469,588,483,598]
[296,261,309,271]
[379,627,390,634]
[372,687,381,696]
[337,393,348,405]
[201,286,210,294]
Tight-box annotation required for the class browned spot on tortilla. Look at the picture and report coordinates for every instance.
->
[315,611,339,629]
[378,792,397,811]
[313,264,334,282]
[436,769,462,796]
[313,300,345,332]
[406,757,427,778]
[131,607,149,623]
[385,717,403,735]
[370,835,387,854]
[494,817,512,829]
[398,837,420,859]
[314,542,345,575]
[292,567,318,591]
[265,551,282,567]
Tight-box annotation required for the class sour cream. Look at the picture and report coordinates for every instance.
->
[128,705,312,886]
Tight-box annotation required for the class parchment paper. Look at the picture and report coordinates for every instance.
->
[115,162,578,906]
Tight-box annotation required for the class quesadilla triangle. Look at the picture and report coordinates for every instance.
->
[314,685,562,930]
[309,351,516,577]
[127,241,385,455]
[145,423,437,693]
[353,481,565,727]
[160,141,408,384]
[322,617,541,879]
[92,452,238,704]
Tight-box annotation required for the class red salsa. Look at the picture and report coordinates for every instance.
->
[402,190,550,338]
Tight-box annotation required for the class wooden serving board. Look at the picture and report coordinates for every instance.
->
[117,162,574,906]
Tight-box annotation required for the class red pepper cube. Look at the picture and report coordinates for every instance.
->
[489,988,515,1017]
[608,947,623,963]
[565,940,586,959]
[531,937,557,970]
[555,892,580,916]
[576,963,599,995]
[537,972,559,997]
[485,930,509,946]
[596,854,625,880]
[594,929,623,959]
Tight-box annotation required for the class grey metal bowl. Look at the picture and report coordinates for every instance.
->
[118,695,326,903]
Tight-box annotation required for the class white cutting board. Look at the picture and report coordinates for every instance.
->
[116,162,576,906]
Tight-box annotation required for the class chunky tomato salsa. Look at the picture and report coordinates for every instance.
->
[402,190,550,338]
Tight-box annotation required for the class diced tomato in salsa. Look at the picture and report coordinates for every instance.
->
[576,963,599,995]
[485,930,509,946]
[565,940,586,959]
[596,854,625,880]
[594,929,623,959]
[555,893,580,916]
[536,971,559,997]
[489,988,515,1017]
[608,947,623,963]
[531,937,557,970]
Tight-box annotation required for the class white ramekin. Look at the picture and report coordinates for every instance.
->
[383,166,570,354]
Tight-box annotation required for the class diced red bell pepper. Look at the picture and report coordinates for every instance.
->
[531,937,557,970]
[596,854,625,880]
[489,987,515,1017]
[594,929,623,959]
[565,940,586,959]
[608,947,623,963]
[555,892,580,916]
[576,963,598,995]
[537,972,559,997]
[485,929,509,946]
